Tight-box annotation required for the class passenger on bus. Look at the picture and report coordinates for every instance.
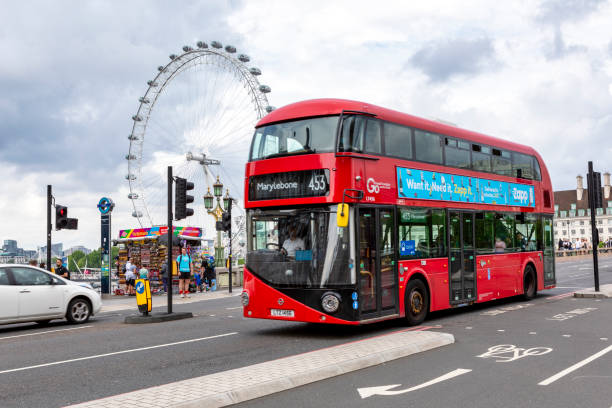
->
[494,237,506,253]
[281,225,305,258]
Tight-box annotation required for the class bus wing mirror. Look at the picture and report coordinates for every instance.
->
[337,204,349,228]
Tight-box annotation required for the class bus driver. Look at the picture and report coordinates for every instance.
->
[281,225,305,258]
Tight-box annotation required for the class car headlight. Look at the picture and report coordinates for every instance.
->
[241,291,250,307]
[321,292,341,314]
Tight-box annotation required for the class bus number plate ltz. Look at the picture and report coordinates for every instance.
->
[271,309,295,318]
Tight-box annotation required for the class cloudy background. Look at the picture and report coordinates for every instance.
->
[1,0,611,251]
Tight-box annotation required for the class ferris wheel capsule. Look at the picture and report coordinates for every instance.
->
[238,54,250,62]
[132,211,143,218]
[139,97,150,104]
[125,154,136,160]
[128,134,138,141]
[259,85,271,93]
[265,106,276,113]
[126,174,136,180]
[169,54,177,60]
[128,193,139,199]
[183,46,193,52]
[132,115,142,122]
[211,41,223,49]
[225,45,236,53]
[249,67,261,75]
[196,41,208,49]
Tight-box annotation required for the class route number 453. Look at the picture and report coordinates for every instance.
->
[308,175,326,191]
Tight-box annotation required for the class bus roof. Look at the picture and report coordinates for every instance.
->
[256,98,537,157]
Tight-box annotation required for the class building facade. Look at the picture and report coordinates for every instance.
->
[554,173,612,246]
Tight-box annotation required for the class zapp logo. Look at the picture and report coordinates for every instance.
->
[512,188,529,203]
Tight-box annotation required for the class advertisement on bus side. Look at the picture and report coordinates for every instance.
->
[396,167,535,208]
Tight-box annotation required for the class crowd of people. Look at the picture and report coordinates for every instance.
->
[558,238,612,250]
[122,247,217,297]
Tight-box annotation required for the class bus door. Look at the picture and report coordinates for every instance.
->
[448,211,477,304]
[542,215,556,286]
[357,206,398,318]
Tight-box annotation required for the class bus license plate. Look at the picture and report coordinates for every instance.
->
[271,309,294,318]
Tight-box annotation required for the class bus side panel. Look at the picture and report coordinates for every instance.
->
[242,268,359,325]
[475,255,502,303]
[518,252,545,292]
[400,258,450,314]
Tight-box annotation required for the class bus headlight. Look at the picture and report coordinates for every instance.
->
[321,292,341,314]
[241,291,250,307]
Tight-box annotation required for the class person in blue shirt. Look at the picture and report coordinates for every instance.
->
[176,247,193,298]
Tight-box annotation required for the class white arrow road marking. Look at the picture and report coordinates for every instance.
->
[357,368,472,399]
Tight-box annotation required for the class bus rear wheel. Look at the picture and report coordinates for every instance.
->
[405,279,429,326]
[522,265,537,300]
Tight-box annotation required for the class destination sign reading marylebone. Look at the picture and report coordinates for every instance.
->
[397,167,535,208]
[249,169,330,200]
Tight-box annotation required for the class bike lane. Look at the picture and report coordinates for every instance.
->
[237,296,612,408]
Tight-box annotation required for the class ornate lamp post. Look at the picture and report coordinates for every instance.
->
[204,176,225,267]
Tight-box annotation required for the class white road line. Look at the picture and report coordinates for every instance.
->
[225,306,242,310]
[539,345,612,386]
[0,332,237,375]
[0,325,93,341]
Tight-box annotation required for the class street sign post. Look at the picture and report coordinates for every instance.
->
[587,161,601,292]
[97,197,115,295]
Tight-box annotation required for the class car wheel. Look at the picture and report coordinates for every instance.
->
[522,265,537,300]
[66,298,91,324]
[405,279,429,326]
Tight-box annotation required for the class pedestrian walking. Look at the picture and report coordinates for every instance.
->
[176,247,193,298]
[204,256,216,291]
[138,262,149,280]
[54,258,70,280]
[125,257,136,296]
[160,260,169,293]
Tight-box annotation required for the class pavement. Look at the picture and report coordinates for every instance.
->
[100,288,242,313]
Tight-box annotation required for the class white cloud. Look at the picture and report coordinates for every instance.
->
[2,0,612,251]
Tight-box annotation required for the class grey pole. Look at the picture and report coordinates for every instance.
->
[47,185,52,271]
[168,166,173,314]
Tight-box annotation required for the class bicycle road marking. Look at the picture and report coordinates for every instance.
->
[477,344,553,363]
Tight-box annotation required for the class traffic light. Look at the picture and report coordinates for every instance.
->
[56,205,68,230]
[55,205,78,230]
[222,211,231,232]
[175,177,194,220]
[588,171,603,209]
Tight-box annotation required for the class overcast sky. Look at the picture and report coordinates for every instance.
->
[1,0,611,251]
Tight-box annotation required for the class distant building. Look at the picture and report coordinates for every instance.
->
[554,173,612,245]
[64,246,92,256]
[2,239,18,254]
[38,243,64,258]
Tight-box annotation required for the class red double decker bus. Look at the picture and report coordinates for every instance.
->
[241,99,555,325]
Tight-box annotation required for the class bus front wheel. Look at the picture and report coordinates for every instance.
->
[405,279,429,326]
[522,265,537,300]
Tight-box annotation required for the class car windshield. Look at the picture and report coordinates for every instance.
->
[249,116,338,161]
[246,205,354,288]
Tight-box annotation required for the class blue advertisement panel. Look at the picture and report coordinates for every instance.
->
[397,167,535,208]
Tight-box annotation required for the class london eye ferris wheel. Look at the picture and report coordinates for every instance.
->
[125,41,274,245]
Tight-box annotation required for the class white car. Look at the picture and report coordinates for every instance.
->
[0,264,102,325]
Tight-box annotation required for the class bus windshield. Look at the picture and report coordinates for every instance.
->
[246,206,354,288]
[249,116,338,161]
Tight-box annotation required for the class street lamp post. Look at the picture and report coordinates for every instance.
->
[223,189,233,293]
[204,176,225,268]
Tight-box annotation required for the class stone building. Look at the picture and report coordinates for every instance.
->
[553,173,612,246]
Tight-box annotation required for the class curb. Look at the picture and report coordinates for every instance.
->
[574,283,612,299]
